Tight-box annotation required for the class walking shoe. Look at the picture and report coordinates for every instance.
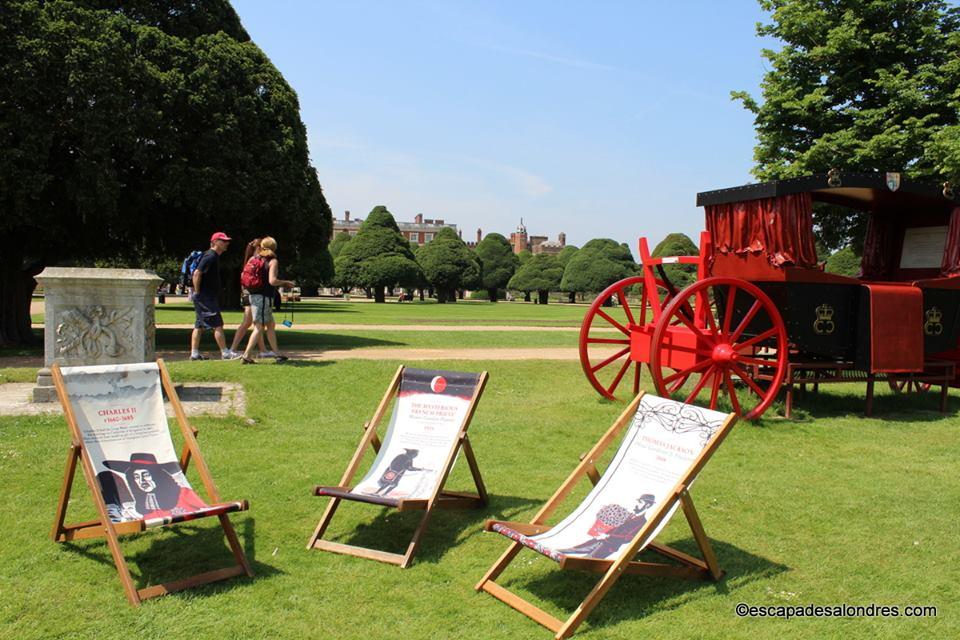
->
[190,354,208,361]
[222,350,242,360]
[274,355,289,363]
[260,351,277,358]
[241,356,257,365]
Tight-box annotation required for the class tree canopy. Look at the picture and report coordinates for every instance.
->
[651,233,698,291]
[508,254,564,304]
[474,233,518,302]
[556,245,579,268]
[825,245,861,277]
[334,206,421,302]
[416,228,481,303]
[560,239,637,296]
[732,0,960,251]
[0,0,333,345]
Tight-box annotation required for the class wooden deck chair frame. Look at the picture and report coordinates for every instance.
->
[307,365,489,568]
[475,392,737,639]
[50,359,253,606]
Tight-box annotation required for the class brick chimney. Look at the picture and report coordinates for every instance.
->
[559,232,566,245]
[476,228,482,244]
[415,213,423,224]
[343,210,350,221]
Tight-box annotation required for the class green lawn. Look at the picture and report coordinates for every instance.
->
[0,359,957,639]
[32,298,591,327]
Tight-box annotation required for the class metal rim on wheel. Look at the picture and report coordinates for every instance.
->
[649,277,788,420]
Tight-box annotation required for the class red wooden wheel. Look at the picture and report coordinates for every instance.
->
[887,377,932,394]
[579,276,662,400]
[649,277,788,420]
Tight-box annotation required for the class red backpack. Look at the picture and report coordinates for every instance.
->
[240,255,268,292]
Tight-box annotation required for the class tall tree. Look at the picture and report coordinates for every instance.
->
[733,0,960,251]
[334,206,421,303]
[507,254,564,305]
[416,228,480,303]
[560,239,637,299]
[474,233,518,302]
[0,0,332,346]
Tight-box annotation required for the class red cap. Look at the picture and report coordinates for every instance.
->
[210,231,232,243]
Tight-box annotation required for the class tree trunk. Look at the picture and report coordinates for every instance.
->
[365,287,373,299]
[374,286,385,303]
[0,248,41,347]
[538,290,549,305]
[487,287,497,302]
[523,291,531,302]
[568,291,576,303]
[418,288,425,301]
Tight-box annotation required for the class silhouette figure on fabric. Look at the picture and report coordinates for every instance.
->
[101,452,208,520]
[558,494,656,559]
[372,448,427,496]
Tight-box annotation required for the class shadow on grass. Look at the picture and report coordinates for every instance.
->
[156,327,402,352]
[61,516,281,596]
[776,385,960,423]
[499,537,788,630]
[322,494,540,565]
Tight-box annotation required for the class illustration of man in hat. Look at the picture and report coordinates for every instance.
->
[558,493,657,559]
[101,453,208,520]
[369,448,427,497]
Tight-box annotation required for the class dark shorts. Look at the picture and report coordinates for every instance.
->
[193,297,223,329]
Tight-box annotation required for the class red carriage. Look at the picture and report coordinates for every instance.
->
[579,172,960,419]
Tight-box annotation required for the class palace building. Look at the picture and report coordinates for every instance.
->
[509,219,566,255]
[332,211,458,247]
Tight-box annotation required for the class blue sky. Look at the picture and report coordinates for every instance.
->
[231,0,777,253]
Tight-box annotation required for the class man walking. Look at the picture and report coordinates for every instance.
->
[190,231,237,360]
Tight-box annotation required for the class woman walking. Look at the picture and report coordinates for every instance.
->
[228,238,267,358]
[240,237,295,364]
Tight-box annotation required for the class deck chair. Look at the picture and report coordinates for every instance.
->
[476,392,736,639]
[307,365,488,567]
[50,359,252,606]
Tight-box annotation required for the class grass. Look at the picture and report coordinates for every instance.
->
[1,358,958,639]
[32,298,591,327]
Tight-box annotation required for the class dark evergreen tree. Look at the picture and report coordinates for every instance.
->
[334,206,421,302]
[474,233,519,303]
[508,254,564,305]
[416,228,481,303]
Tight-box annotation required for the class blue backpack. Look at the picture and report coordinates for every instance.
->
[179,250,204,287]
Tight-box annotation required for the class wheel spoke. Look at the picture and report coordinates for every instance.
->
[729,300,762,343]
[684,366,716,404]
[668,374,691,394]
[605,357,632,396]
[699,288,720,335]
[721,285,737,338]
[733,327,779,352]
[723,370,741,415]
[671,305,717,346]
[663,358,712,384]
[708,369,722,409]
[590,347,631,373]
[587,337,631,345]
[617,290,637,327]
[729,362,768,399]
[595,308,629,336]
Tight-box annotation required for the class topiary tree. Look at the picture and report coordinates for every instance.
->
[0,0,333,345]
[334,206,421,302]
[508,254,564,304]
[651,233,699,292]
[825,246,861,277]
[474,233,519,303]
[557,245,580,301]
[560,239,637,301]
[416,227,481,303]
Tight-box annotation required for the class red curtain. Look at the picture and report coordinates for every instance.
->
[941,207,960,277]
[705,193,818,268]
[859,213,892,279]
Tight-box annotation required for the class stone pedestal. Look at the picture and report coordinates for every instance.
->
[33,268,162,401]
